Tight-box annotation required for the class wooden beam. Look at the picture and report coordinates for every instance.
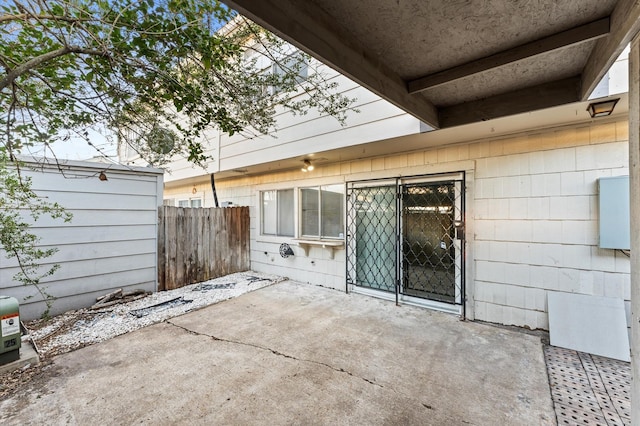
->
[581,0,640,100]
[222,0,440,128]
[439,77,581,128]
[628,34,640,426]
[408,17,610,94]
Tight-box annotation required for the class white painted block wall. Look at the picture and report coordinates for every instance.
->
[0,158,164,319]
[163,118,631,331]
[473,121,630,330]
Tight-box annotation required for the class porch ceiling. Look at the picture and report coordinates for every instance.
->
[222,0,640,129]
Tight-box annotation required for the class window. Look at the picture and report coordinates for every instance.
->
[260,184,344,240]
[261,189,294,236]
[178,198,202,208]
[301,184,344,238]
[263,51,308,96]
[273,52,308,85]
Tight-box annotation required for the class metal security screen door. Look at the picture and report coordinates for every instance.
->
[347,183,398,293]
[346,174,465,313]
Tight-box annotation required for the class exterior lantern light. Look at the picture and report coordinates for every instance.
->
[586,99,619,118]
[301,159,314,172]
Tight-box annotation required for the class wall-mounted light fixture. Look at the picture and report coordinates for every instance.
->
[587,99,619,118]
[192,186,197,194]
[301,159,314,172]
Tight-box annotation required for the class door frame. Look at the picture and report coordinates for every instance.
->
[346,171,471,318]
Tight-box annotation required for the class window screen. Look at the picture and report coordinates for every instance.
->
[301,185,343,238]
[261,189,294,236]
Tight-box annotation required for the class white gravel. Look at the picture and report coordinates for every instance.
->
[28,271,285,358]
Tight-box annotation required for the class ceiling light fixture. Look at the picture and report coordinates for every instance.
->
[586,99,619,118]
[301,159,314,172]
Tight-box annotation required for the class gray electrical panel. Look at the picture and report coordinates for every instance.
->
[598,176,630,250]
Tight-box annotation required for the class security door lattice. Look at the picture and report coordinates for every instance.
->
[347,185,397,293]
[346,177,465,309]
[401,182,462,304]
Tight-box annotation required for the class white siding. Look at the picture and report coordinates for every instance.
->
[162,65,421,182]
[217,78,419,171]
[0,158,163,320]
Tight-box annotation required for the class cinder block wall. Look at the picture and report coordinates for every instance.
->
[472,120,629,330]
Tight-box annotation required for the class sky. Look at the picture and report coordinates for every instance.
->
[20,129,118,162]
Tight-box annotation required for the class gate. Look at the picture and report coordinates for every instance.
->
[346,173,465,314]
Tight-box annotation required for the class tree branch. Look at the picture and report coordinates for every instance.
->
[0,13,92,24]
[0,45,107,91]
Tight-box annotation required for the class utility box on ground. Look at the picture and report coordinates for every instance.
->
[0,296,21,365]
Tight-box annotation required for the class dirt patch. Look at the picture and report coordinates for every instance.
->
[0,360,51,401]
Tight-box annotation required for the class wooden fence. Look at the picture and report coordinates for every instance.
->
[158,206,250,291]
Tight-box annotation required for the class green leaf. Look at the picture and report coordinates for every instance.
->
[1,0,355,168]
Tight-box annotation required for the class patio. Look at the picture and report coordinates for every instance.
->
[1,281,556,424]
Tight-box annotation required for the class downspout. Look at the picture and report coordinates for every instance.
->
[210,173,219,208]
[210,129,221,208]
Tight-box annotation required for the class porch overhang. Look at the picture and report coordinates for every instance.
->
[222,0,640,130]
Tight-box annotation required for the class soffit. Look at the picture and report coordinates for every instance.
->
[223,0,640,129]
[323,1,613,75]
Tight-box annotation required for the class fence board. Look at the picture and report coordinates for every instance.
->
[157,206,250,291]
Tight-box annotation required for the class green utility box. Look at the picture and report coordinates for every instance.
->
[0,296,21,365]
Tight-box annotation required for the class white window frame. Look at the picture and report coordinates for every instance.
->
[299,184,345,240]
[260,189,295,237]
[257,50,309,96]
[178,198,203,208]
[258,180,345,242]
[270,51,308,95]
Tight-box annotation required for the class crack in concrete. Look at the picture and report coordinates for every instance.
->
[165,320,383,388]
[165,320,447,414]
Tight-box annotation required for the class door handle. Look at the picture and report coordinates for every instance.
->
[454,221,465,240]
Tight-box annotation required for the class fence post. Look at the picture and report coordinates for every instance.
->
[157,206,165,291]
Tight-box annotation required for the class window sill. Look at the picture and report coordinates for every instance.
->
[294,239,344,259]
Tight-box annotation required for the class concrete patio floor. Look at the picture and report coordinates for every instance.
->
[0,281,555,425]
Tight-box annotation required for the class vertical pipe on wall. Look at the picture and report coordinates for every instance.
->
[210,173,219,208]
[629,35,640,426]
